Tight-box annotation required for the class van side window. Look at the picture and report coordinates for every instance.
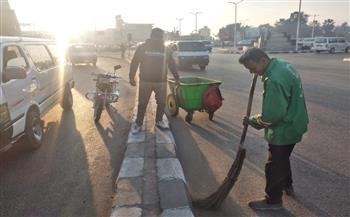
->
[25,45,55,71]
[3,46,28,71]
[337,38,345,43]
[47,44,61,65]
[329,38,337,43]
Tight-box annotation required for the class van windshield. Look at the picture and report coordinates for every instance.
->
[71,45,96,52]
[178,42,207,51]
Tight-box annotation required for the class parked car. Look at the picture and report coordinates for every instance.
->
[312,37,349,53]
[0,36,74,151]
[170,41,209,71]
[297,38,314,50]
[237,39,255,50]
[68,43,97,66]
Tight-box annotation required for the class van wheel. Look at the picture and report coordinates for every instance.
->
[25,109,43,150]
[199,65,206,71]
[329,48,335,54]
[345,47,349,53]
[93,61,97,67]
[61,84,73,110]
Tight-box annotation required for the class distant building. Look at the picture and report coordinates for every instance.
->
[0,0,21,36]
[199,26,211,39]
[124,23,153,42]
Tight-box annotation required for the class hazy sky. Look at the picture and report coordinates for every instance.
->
[9,0,350,36]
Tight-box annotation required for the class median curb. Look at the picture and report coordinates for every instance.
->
[104,51,194,217]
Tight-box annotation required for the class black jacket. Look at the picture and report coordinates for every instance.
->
[129,39,179,82]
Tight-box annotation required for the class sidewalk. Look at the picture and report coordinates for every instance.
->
[99,52,195,217]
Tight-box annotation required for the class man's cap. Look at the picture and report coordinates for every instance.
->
[150,28,164,40]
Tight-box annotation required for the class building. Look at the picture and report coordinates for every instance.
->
[198,26,211,39]
[0,0,21,36]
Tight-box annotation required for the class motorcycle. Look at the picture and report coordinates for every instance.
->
[85,65,122,122]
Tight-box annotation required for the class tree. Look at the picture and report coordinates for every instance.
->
[288,11,309,24]
[322,19,336,36]
[218,23,242,41]
[334,22,349,38]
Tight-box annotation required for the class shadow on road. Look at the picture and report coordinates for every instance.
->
[167,113,246,217]
[0,110,97,217]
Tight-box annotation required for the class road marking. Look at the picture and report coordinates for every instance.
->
[343,58,350,62]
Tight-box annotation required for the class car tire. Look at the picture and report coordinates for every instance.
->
[61,83,73,110]
[24,109,43,150]
[329,48,335,54]
[199,65,206,71]
[345,47,349,53]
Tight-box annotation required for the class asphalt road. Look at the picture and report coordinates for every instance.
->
[0,51,348,217]
[0,57,135,217]
[168,52,350,217]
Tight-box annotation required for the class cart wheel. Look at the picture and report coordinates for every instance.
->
[185,112,193,123]
[167,94,179,116]
[208,112,214,121]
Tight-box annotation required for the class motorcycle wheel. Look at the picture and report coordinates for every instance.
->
[94,98,103,122]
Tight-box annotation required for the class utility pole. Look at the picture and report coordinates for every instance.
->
[295,0,302,51]
[176,17,183,35]
[228,0,245,52]
[190,12,201,34]
[311,14,319,38]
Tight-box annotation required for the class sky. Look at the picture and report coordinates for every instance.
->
[8,0,350,36]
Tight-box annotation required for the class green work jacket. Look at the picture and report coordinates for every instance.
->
[249,59,309,145]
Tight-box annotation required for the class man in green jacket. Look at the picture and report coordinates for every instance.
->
[240,48,309,210]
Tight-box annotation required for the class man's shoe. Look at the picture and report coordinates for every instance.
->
[131,123,141,134]
[283,185,295,196]
[248,199,283,211]
[155,120,169,130]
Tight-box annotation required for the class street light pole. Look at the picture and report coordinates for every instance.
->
[311,14,319,38]
[228,0,244,52]
[295,0,302,51]
[190,12,201,34]
[176,17,183,35]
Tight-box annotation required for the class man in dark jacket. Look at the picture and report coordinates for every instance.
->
[240,48,309,210]
[129,28,180,134]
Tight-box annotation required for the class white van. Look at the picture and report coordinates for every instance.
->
[0,37,74,151]
[68,43,98,67]
[170,41,209,71]
[312,37,349,53]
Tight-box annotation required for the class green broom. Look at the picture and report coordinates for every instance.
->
[193,73,258,209]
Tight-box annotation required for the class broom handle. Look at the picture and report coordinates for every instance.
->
[239,74,258,147]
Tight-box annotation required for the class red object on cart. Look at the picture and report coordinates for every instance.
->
[203,85,223,113]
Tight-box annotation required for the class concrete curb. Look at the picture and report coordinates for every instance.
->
[107,51,194,217]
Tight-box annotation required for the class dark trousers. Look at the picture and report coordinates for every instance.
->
[265,143,295,203]
[136,81,166,126]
